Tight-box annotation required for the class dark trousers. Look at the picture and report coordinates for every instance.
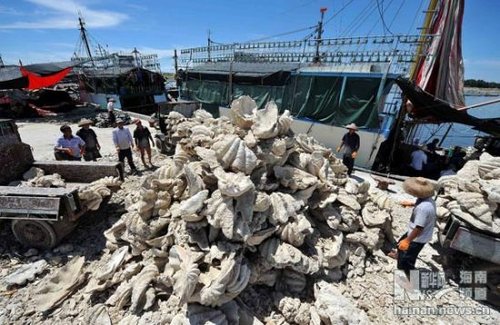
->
[408,166,423,177]
[118,148,137,171]
[54,152,81,161]
[397,233,425,272]
[343,154,355,175]
[83,148,101,161]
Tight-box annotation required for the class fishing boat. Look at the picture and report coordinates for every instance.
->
[175,0,498,170]
[70,16,167,114]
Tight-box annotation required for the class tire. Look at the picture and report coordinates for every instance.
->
[11,219,59,249]
[155,138,166,154]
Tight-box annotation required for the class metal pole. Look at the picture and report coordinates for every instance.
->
[313,7,327,64]
[228,60,233,105]
[173,49,179,74]
[207,30,212,62]
[456,97,500,111]
[439,123,453,146]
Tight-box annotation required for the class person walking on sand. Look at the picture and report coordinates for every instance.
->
[133,120,155,169]
[112,118,138,174]
[107,98,116,127]
[337,123,360,176]
[54,125,85,161]
[390,177,436,277]
[76,118,101,161]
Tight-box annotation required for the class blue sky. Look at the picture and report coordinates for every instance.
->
[1,0,499,81]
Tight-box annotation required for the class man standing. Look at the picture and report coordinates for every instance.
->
[112,119,137,174]
[107,98,116,127]
[426,138,440,154]
[409,146,427,176]
[133,120,155,168]
[76,119,101,161]
[395,177,436,275]
[54,125,85,161]
[337,123,360,176]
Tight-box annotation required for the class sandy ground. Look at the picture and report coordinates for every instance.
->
[1,119,498,324]
[17,119,153,168]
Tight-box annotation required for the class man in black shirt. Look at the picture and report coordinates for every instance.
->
[133,120,155,168]
[76,119,101,161]
[337,123,360,176]
[426,138,439,154]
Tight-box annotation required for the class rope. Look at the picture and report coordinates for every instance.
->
[323,0,356,26]
[376,0,394,35]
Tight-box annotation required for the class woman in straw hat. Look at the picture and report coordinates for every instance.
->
[337,123,360,175]
[391,177,436,275]
[76,118,101,161]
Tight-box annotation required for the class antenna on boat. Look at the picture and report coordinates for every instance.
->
[78,12,95,67]
[313,7,327,64]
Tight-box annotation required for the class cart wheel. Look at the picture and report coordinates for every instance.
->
[11,219,58,249]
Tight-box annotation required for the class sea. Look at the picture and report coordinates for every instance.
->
[411,96,499,149]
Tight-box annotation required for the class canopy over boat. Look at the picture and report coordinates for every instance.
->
[397,77,500,136]
[0,61,76,90]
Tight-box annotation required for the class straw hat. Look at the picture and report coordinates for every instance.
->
[403,177,435,198]
[78,118,93,127]
[345,123,358,131]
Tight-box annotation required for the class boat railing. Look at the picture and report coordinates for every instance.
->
[178,33,437,74]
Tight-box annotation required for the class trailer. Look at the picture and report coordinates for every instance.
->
[0,161,122,249]
[153,100,201,154]
[0,119,123,248]
[438,214,500,305]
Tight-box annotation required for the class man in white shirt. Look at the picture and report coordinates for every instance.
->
[409,146,427,176]
[394,177,436,276]
[112,119,137,174]
[107,98,116,126]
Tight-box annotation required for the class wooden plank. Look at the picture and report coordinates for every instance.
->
[0,186,74,196]
[0,196,60,214]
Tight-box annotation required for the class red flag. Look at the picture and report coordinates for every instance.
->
[20,66,72,90]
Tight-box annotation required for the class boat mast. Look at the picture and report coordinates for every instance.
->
[78,14,94,66]
[313,7,327,64]
[387,0,438,170]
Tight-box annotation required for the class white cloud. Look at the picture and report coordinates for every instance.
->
[0,0,127,29]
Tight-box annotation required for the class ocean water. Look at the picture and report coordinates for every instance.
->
[410,96,500,148]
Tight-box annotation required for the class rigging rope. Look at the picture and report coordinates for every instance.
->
[376,0,394,35]
[323,0,356,27]
[407,0,426,34]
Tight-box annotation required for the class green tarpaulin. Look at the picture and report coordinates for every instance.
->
[183,74,392,128]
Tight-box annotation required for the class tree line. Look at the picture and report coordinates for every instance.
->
[464,79,500,88]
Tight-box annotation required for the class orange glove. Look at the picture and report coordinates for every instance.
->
[398,238,411,251]
[400,199,415,207]
[351,151,358,159]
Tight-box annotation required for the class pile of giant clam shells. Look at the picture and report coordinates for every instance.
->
[81,96,397,324]
[437,152,500,234]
